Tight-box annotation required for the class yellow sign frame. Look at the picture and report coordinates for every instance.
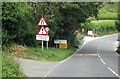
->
[59,44,68,49]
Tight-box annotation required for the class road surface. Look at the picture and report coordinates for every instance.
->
[45,34,119,78]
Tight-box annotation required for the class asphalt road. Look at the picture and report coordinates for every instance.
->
[45,34,119,78]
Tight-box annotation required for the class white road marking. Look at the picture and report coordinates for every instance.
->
[60,54,73,63]
[98,54,100,58]
[108,67,120,78]
[100,58,105,64]
[44,68,52,77]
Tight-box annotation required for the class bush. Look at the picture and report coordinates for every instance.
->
[116,46,120,54]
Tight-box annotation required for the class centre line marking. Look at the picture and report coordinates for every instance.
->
[108,67,120,78]
[98,54,100,58]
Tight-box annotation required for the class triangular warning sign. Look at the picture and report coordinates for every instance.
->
[37,17,48,26]
[37,27,47,35]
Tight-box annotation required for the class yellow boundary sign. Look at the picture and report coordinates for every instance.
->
[59,44,68,49]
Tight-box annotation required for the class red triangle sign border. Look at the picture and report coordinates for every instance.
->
[37,17,48,26]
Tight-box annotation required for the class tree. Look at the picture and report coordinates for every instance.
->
[2,2,35,46]
[2,2,103,47]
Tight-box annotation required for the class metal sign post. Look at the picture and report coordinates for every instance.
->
[54,40,68,49]
[46,41,48,50]
[42,41,43,50]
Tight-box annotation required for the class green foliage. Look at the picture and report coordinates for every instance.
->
[98,12,118,20]
[92,20,118,35]
[54,2,102,44]
[76,33,84,40]
[116,46,120,54]
[98,3,118,20]
[2,2,37,46]
[103,2,118,12]
[2,2,103,47]
[2,50,26,78]
[81,20,118,36]
[116,2,120,32]
[91,20,116,28]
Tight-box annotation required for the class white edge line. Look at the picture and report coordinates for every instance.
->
[100,58,105,64]
[44,40,86,77]
[60,41,86,64]
[44,68,52,77]
[44,62,60,78]
[60,54,73,63]
[108,67,120,78]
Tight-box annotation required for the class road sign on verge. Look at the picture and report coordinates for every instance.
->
[59,44,68,49]
[36,35,49,41]
[37,26,47,35]
[54,40,67,44]
[88,31,93,35]
[37,17,48,26]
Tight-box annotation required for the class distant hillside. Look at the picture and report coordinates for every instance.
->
[98,2,118,20]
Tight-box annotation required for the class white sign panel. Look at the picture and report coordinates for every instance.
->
[88,31,93,35]
[36,35,49,41]
[54,40,67,44]
[54,40,60,44]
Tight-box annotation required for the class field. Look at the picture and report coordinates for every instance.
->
[89,3,118,36]
[98,3,118,20]
[98,12,118,20]
[91,20,116,28]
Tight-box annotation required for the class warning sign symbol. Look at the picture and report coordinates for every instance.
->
[37,26,47,35]
[37,17,48,26]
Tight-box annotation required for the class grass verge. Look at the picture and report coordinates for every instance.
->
[2,44,77,77]
[9,44,77,62]
[25,46,76,62]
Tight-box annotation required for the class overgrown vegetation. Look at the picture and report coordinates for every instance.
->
[2,49,26,78]
[9,44,76,62]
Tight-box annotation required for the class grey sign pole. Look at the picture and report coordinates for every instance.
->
[46,41,48,50]
[42,41,43,50]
